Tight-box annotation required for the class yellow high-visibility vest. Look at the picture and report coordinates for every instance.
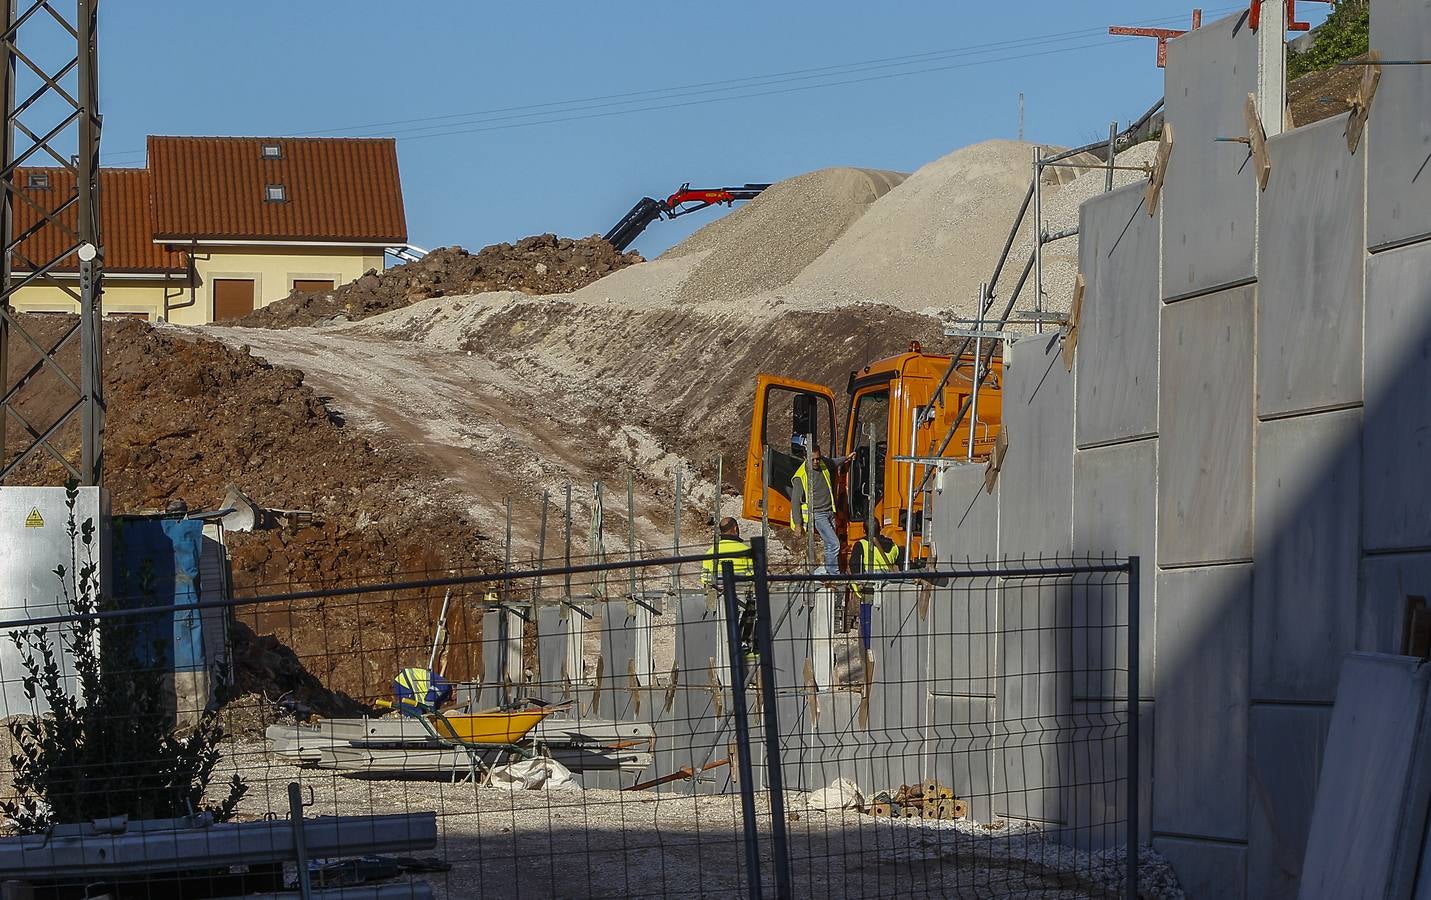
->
[852,538,897,599]
[792,462,835,522]
[702,538,754,582]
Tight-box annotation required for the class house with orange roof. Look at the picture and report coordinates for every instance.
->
[8,135,409,324]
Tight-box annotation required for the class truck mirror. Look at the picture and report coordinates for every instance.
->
[793,394,816,444]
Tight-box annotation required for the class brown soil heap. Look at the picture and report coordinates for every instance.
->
[5,315,491,706]
[236,236,643,329]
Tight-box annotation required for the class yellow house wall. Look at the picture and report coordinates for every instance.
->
[6,246,385,324]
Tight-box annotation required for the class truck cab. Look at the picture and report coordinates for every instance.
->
[742,343,1003,564]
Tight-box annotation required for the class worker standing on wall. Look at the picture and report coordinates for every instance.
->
[849,521,903,648]
[790,442,842,575]
[702,517,756,659]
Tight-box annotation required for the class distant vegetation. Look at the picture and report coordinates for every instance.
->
[1288,0,1370,80]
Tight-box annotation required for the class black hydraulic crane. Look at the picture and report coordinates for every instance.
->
[603,183,770,252]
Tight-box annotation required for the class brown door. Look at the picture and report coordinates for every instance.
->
[293,278,335,294]
[213,279,255,321]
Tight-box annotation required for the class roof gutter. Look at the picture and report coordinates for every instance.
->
[155,238,400,249]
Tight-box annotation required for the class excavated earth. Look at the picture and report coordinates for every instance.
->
[235,235,643,329]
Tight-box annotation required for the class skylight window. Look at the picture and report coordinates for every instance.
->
[265,183,287,203]
[26,172,49,190]
[261,143,282,159]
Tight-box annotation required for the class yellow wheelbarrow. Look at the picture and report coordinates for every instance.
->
[418,705,562,784]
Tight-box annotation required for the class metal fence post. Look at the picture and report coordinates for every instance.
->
[750,537,792,899]
[1127,554,1141,900]
[720,561,763,900]
[288,782,313,900]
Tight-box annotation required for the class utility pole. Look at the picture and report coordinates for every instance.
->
[1018,92,1025,142]
[0,0,105,485]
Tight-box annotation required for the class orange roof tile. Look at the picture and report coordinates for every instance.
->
[13,167,185,274]
[147,136,407,244]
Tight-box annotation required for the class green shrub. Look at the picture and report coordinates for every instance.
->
[2,484,245,832]
[1288,0,1371,80]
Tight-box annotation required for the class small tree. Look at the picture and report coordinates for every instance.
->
[1288,0,1372,80]
[3,484,246,831]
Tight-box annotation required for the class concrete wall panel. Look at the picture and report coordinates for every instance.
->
[867,584,928,790]
[1076,181,1160,446]
[1154,836,1248,900]
[1363,241,1431,551]
[1161,13,1260,299]
[1154,564,1251,840]
[1247,705,1333,900]
[1367,0,1431,249]
[924,694,996,823]
[1252,410,1362,702]
[930,462,998,564]
[998,334,1074,561]
[1359,551,1431,654]
[1064,700,1153,851]
[1158,285,1255,566]
[535,604,583,700]
[928,578,998,698]
[1073,439,1157,698]
[1257,116,1366,417]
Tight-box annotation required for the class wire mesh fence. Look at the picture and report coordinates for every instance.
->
[0,517,1138,899]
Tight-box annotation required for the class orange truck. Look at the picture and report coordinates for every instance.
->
[742,342,1004,564]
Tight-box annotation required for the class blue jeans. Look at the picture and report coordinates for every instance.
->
[811,511,841,574]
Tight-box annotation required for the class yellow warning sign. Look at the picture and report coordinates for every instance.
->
[23,508,44,528]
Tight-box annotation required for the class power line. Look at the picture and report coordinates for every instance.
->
[99,6,1235,160]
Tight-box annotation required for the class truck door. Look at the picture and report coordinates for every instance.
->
[742,375,837,527]
[845,384,891,543]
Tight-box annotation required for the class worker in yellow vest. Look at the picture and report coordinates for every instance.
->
[849,522,903,649]
[702,517,757,661]
[790,442,842,574]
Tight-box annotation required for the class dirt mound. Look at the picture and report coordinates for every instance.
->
[4,315,491,699]
[790,140,1044,313]
[1287,54,1364,127]
[664,168,906,304]
[235,236,643,329]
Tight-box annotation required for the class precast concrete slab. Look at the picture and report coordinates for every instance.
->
[1358,551,1431,654]
[534,604,583,699]
[928,577,998,698]
[1366,0,1431,250]
[477,607,523,708]
[1062,700,1152,851]
[768,583,821,695]
[1247,704,1333,900]
[1257,116,1366,418]
[929,461,998,563]
[1162,13,1260,300]
[1154,836,1249,900]
[1075,181,1160,447]
[597,600,655,722]
[998,333,1074,561]
[1300,653,1431,899]
[923,694,996,823]
[1252,410,1361,702]
[802,690,866,792]
[1363,241,1431,551]
[1153,564,1252,841]
[867,584,929,791]
[994,576,1073,825]
[1158,285,1255,566]
[1072,439,1157,699]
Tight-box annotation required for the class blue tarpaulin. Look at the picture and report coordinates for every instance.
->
[112,517,205,672]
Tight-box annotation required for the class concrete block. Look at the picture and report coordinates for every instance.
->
[1252,411,1361,702]
[1301,653,1431,899]
[929,461,998,564]
[1073,439,1157,699]
[1154,836,1248,900]
[1247,705,1333,900]
[1257,117,1366,417]
[1076,181,1160,446]
[1363,241,1431,551]
[923,694,996,823]
[994,577,1073,825]
[1367,0,1431,249]
[998,333,1074,561]
[1358,551,1431,654]
[1158,285,1255,565]
[1154,564,1251,840]
[1063,700,1153,851]
[928,577,998,698]
[1162,13,1260,299]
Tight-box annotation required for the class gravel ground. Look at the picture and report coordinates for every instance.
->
[214,739,1183,899]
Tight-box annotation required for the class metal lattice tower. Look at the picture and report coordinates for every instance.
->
[0,0,102,486]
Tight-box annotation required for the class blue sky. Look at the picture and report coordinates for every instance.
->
[96,2,1314,257]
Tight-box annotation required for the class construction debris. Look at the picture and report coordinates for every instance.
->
[864,780,969,821]
[236,236,643,329]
